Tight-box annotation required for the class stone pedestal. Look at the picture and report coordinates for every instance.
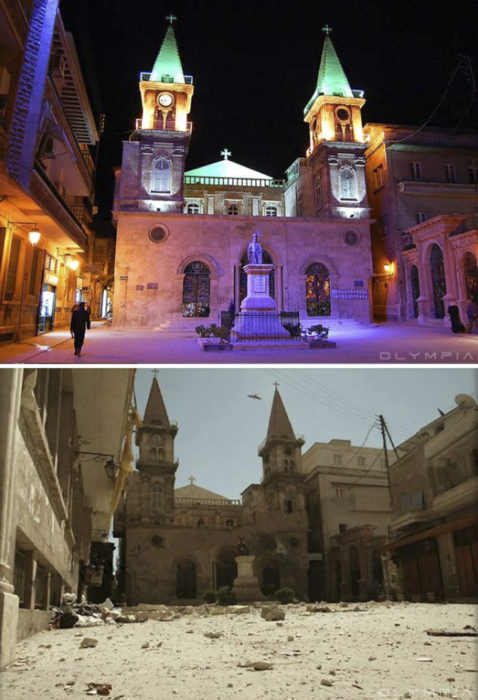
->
[233,556,265,602]
[231,264,289,341]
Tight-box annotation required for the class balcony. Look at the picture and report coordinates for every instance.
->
[135,119,192,133]
[396,176,478,196]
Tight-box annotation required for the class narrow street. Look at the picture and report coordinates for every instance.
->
[1,602,476,699]
[0,322,477,365]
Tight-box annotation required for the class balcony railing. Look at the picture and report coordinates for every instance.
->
[140,72,193,85]
[397,175,478,185]
[135,119,192,133]
[184,175,285,188]
[175,497,241,507]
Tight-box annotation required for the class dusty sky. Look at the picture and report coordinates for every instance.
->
[133,367,477,499]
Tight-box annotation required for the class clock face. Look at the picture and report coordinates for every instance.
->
[151,433,162,446]
[158,93,173,108]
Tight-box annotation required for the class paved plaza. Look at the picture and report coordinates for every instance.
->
[0,321,477,365]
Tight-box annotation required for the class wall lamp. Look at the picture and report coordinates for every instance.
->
[372,261,396,279]
[57,248,80,271]
[76,450,120,480]
[10,221,41,246]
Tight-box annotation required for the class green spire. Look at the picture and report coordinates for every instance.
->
[150,23,185,83]
[305,27,353,113]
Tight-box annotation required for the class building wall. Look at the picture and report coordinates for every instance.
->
[387,395,478,601]
[364,124,478,321]
[113,212,373,328]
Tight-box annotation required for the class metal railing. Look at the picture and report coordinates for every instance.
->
[231,311,301,342]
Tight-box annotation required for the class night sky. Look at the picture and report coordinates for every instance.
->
[61,0,476,215]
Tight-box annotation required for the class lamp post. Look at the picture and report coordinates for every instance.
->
[13,224,41,343]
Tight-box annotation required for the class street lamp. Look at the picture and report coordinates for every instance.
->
[11,222,42,343]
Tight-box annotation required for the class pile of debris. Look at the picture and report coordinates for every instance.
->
[50,594,137,629]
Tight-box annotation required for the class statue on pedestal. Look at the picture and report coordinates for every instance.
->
[247,233,263,264]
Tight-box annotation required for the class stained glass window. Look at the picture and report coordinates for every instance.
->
[430,244,446,319]
[305,262,331,316]
[182,261,210,317]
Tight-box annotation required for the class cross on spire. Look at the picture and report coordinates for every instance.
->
[152,369,159,379]
[221,148,231,160]
[188,475,196,485]
[322,24,332,35]
[166,13,177,24]
[273,381,280,389]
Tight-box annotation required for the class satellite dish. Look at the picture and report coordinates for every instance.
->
[455,394,475,408]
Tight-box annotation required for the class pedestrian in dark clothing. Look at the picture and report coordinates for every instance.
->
[70,301,91,356]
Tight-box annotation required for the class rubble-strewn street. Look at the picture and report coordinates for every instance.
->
[1,602,476,699]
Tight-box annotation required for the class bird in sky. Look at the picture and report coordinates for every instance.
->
[248,394,262,400]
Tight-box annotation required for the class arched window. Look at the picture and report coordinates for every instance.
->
[464,252,478,302]
[176,560,197,598]
[152,157,171,193]
[151,485,162,513]
[240,249,274,303]
[339,167,356,200]
[187,202,200,214]
[182,261,210,317]
[430,244,446,319]
[265,205,277,217]
[227,203,239,215]
[411,265,420,318]
[305,262,331,316]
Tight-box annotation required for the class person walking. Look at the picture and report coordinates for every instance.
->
[70,301,91,356]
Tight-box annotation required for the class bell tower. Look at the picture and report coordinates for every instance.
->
[135,374,178,522]
[117,16,194,213]
[258,385,306,520]
[287,26,370,219]
[259,386,305,480]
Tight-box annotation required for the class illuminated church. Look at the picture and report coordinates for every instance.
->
[112,22,374,328]
[112,21,478,328]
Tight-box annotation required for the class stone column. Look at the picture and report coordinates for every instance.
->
[23,552,37,610]
[0,369,22,668]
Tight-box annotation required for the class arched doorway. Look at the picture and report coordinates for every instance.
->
[216,548,238,589]
[349,545,360,599]
[182,261,210,317]
[305,263,331,316]
[239,250,275,304]
[430,244,446,319]
[261,558,280,596]
[176,560,197,598]
[411,265,420,318]
[464,252,478,302]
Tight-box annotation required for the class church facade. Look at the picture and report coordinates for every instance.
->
[115,378,310,604]
[112,23,374,330]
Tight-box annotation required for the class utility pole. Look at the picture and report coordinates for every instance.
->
[378,414,399,509]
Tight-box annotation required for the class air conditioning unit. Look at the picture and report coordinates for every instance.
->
[50,53,66,79]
